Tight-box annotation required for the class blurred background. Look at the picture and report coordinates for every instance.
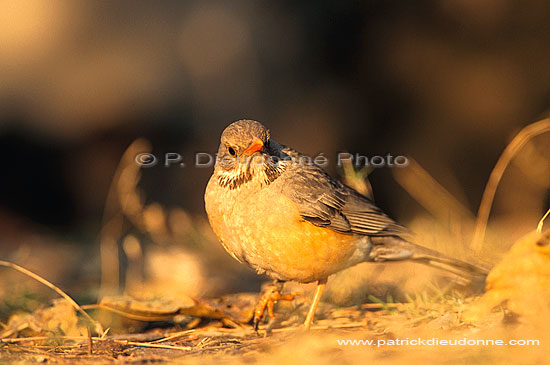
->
[0,0,549,316]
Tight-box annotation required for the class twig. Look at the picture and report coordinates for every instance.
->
[341,157,373,199]
[1,336,51,343]
[120,340,193,351]
[471,118,550,252]
[392,157,474,227]
[151,330,196,343]
[87,327,93,355]
[0,260,103,335]
[537,208,550,233]
[81,303,175,322]
[270,321,368,333]
[1,335,194,351]
[99,138,152,297]
[360,303,405,310]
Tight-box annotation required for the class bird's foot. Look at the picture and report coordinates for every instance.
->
[253,284,298,331]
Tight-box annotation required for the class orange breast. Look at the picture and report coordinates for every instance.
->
[256,218,362,282]
[220,187,364,282]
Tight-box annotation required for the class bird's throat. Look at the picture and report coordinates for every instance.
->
[217,160,284,190]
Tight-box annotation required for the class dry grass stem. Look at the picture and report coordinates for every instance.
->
[471,118,550,252]
[0,260,103,335]
[1,335,194,351]
[81,303,176,322]
[392,157,474,229]
[537,208,550,233]
[99,138,151,297]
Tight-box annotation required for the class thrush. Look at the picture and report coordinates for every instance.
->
[463,229,550,322]
[204,120,486,330]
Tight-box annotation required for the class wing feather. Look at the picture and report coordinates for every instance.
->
[273,146,408,237]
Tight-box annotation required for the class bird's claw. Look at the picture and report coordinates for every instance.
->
[253,286,297,331]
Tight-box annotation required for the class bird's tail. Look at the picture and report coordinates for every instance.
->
[369,235,489,278]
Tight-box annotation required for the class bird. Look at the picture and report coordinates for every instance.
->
[204,119,487,330]
[463,229,550,322]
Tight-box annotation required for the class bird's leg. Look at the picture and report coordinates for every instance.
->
[253,280,297,330]
[303,278,327,330]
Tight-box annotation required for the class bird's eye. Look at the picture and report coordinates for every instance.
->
[536,239,549,247]
[228,147,236,157]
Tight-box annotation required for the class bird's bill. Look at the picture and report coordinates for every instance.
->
[242,138,264,156]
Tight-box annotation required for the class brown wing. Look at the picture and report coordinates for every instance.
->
[271,144,408,236]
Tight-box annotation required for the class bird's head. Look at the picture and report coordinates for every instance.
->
[508,229,550,259]
[215,120,285,189]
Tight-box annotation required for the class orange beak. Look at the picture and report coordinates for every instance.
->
[241,138,264,156]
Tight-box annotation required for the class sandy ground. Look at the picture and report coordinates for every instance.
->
[1,292,547,365]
